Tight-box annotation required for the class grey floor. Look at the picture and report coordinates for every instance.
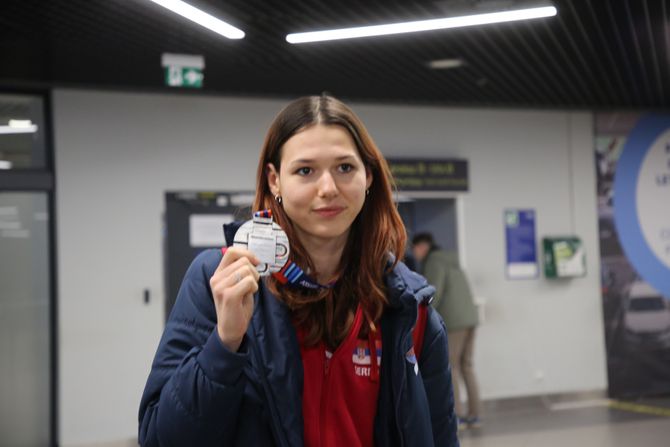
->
[458,396,670,447]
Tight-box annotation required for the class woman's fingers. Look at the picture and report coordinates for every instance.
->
[217,267,260,298]
[211,248,261,289]
[225,258,261,282]
[228,274,259,299]
[212,259,260,290]
[214,273,258,351]
[215,246,260,274]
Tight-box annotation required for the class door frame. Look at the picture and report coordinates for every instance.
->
[0,88,58,446]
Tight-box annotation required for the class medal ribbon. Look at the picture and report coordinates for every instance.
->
[273,259,337,290]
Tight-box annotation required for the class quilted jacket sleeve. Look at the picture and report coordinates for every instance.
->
[419,306,460,447]
[138,249,249,446]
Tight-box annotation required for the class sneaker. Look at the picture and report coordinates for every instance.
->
[457,416,469,431]
[466,417,482,429]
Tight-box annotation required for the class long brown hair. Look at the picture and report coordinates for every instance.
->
[253,95,406,348]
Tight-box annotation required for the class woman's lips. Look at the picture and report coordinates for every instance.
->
[313,207,345,217]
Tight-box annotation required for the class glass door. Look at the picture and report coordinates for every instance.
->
[0,192,51,446]
[0,92,54,446]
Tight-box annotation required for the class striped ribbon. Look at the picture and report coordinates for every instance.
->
[254,209,272,218]
[273,259,337,290]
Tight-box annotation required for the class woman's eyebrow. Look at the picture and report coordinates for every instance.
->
[334,155,356,161]
[291,158,315,165]
[289,155,356,166]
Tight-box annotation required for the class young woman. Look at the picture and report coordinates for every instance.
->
[138,95,459,446]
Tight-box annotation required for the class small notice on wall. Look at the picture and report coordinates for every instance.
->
[189,214,233,247]
[504,209,538,280]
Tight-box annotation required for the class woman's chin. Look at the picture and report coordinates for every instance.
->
[301,224,351,242]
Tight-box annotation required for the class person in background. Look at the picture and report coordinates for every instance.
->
[412,232,482,429]
[138,95,459,446]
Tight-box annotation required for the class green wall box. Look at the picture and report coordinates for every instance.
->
[543,237,586,278]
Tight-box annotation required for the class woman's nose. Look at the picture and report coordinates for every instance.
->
[317,172,338,197]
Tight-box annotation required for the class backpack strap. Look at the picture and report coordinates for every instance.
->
[412,303,429,361]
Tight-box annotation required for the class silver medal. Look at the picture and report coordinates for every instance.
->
[233,214,289,276]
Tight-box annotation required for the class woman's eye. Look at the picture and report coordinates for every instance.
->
[296,167,312,176]
[338,163,354,173]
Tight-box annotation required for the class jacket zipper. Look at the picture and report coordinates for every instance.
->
[393,296,429,446]
[320,347,331,447]
[394,331,413,447]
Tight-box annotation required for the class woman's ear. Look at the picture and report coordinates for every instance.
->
[266,163,281,196]
[365,166,373,190]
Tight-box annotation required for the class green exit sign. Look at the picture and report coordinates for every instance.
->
[165,66,203,88]
[161,53,205,89]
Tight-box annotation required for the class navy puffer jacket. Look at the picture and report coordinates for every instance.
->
[138,243,459,446]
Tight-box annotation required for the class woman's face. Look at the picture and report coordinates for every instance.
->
[267,124,372,245]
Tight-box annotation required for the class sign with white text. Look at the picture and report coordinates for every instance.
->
[504,209,538,280]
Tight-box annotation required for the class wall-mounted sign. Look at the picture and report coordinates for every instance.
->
[165,67,203,88]
[386,158,468,192]
[596,112,670,398]
[189,214,233,247]
[613,114,670,298]
[161,53,205,89]
[504,209,538,280]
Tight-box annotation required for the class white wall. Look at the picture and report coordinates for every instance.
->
[53,89,606,445]
[354,105,604,399]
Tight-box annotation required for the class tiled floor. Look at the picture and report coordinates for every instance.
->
[63,396,670,446]
[458,397,670,447]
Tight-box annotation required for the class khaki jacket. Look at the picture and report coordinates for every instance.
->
[422,249,478,331]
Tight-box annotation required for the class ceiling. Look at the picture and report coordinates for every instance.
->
[2,0,669,109]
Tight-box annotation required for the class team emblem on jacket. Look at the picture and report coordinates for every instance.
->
[352,340,382,377]
[406,347,419,375]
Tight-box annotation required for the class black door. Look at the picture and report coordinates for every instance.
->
[164,191,253,319]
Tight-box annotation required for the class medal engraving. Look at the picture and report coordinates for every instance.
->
[248,233,277,265]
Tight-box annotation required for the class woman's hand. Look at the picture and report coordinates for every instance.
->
[209,247,260,352]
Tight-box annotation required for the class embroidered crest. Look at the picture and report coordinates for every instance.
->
[352,340,382,366]
[356,345,366,361]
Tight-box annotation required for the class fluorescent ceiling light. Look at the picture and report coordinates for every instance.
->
[8,119,33,128]
[0,120,38,134]
[428,58,465,69]
[286,5,557,44]
[148,0,244,39]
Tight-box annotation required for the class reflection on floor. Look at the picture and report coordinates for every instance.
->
[458,396,670,447]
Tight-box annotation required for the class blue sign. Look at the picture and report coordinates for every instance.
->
[613,114,670,299]
[504,209,538,279]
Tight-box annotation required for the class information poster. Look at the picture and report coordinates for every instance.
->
[504,209,538,280]
[596,113,670,398]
